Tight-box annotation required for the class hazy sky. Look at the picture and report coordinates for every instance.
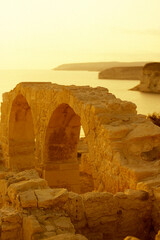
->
[0,0,160,69]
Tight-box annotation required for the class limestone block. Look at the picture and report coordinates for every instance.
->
[43,233,88,240]
[5,169,40,188]
[45,224,56,232]
[36,212,75,238]
[124,189,149,201]
[63,192,86,228]
[137,177,160,196]
[115,191,151,240]
[125,123,160,141]
[0,207,22,240]
[0,171,7,179]
[15,169,40,180]
[0,179,9,202]
[0,208,22,224]
[1,222,21,231]
[23,215,44,240]
[83,192,117,229]
[1,230,22,240]
[19,190,37,208]
[54,217,75,234]
[35,188,68,208]
[43,231,56,239]
[104,125,132,139]
[115,190,151,213]
[7,178,48,203]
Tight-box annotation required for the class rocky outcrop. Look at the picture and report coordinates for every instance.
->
[132,62,160,93]
[98,66,143,80]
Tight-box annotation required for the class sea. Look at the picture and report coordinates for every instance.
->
[0,69,160,116]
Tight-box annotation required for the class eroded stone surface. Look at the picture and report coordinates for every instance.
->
[34,188,68,208]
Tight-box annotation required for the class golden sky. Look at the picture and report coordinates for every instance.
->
[0,0,160,69]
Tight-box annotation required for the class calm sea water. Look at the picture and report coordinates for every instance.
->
[0,69,160,115]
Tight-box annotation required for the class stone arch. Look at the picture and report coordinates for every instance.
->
[43,103,81,192]
[9,94,35,170]
[2,82,160,194]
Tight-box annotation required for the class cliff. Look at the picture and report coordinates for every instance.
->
[98,66,143,80]
[54,62,146,72]
[132,62,160,92]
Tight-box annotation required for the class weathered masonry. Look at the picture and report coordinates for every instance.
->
[1,82,160,193]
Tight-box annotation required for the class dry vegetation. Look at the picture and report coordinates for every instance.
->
[147,113,160,127]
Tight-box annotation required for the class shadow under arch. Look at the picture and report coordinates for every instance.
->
[77,127,94,193]
[43,103,81,193]
[9,94,35,170]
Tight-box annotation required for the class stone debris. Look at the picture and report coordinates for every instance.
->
[19,190,37,208]
[0,168,156,240]
[34,188,68,208]
[0,207,22,240]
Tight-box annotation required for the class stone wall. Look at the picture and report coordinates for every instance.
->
[1,82,160,194]
[132,62,160,93]
[136,176,160,236]
[0,169,153,240]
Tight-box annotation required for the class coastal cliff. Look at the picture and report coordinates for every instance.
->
[132,62,160,92]
[98,66,143,80]
[54,62,146,72]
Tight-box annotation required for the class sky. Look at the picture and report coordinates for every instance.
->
[0,0,160,69]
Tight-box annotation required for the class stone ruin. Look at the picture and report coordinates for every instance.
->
[1,82,160,239]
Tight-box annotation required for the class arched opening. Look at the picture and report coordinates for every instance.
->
[9,94,35,170]
[43,103,81,193]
